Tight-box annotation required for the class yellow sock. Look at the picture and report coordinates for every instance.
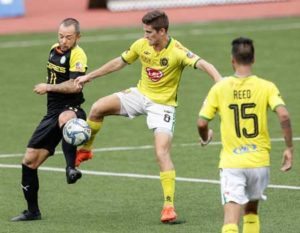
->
[160,170,176,207]
[82,119,102,150]
[222,224,239,233]
[243,214,260,233]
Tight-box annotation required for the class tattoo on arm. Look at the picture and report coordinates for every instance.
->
[281,119,293,147]
[281,119,291,129]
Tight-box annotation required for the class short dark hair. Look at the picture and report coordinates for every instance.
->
[60,18,80,34]
[142,10,169,32]
[231,37,254,64]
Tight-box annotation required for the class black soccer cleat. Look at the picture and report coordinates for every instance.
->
[11,210,41,221]
[66,167,82,184]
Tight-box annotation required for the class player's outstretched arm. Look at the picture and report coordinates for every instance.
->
[275,105,293,172]
[74,57,127,88]
[195,59,222,83]
[34,79,82,95]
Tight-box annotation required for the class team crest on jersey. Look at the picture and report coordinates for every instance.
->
[60,56,66,64]
[186,51,195,59]
[146,67,164,82]
[160,58,168,66]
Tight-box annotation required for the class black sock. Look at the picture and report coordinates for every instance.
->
[62,138,77,169]
[21,164,39,213]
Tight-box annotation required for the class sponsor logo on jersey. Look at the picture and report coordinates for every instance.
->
[160,57,169,66]
[144,51,150,55]
[47,62,66,73]
[233,144,257,155]
[146,67,164,82]
[60,56,66,64]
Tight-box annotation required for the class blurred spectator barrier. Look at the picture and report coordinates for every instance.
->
[99,0,284,11]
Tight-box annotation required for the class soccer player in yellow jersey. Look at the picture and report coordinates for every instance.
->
[197,37,293,233]
[75,10,221,223]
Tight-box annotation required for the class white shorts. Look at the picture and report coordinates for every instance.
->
[115,88,176,134]
[220,167,269,205]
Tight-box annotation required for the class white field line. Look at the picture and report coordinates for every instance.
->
[0,22,300,49]
[0,137,299,159]
[0,163,299,190]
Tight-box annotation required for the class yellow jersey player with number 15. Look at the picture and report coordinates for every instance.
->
[197,37,293,233]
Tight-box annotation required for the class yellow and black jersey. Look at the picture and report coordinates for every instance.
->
[121,37,201,106]
[199,75,285,168]
[47,43,87,110]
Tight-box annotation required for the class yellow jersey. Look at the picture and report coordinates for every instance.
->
[199,75,285,168]
[121,37,200,106]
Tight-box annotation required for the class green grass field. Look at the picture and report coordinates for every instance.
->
[0,17,299,233]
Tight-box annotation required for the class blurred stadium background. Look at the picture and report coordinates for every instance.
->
[0,0,299,232]
[1,0,300,34]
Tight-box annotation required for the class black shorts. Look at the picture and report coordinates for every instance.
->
[27,105,86,155]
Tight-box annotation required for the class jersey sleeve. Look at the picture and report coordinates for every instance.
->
[175,41,201,68]
[199,85,219,120]
[268,82,285,111]
[69,46,88,78]
[121,39,141,64]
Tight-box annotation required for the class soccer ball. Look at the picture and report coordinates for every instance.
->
[63,118,91,146]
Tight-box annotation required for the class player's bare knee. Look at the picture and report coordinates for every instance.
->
[58,111,76,127]
[89,102,105,119]
[156,151,173,165]
[156,149,168,159]
[22,157,39,169]
[22,148,47,169]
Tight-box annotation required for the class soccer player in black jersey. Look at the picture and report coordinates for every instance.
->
[11,18,88,221]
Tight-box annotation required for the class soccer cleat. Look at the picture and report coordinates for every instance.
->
[11,210,41,221]
[75,149,93,167]
[160,206,177,223]
[66,167,82,184]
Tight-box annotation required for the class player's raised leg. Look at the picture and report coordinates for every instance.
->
[76,94,121,166]
[154,130,177,223]
[59,110,83,183]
